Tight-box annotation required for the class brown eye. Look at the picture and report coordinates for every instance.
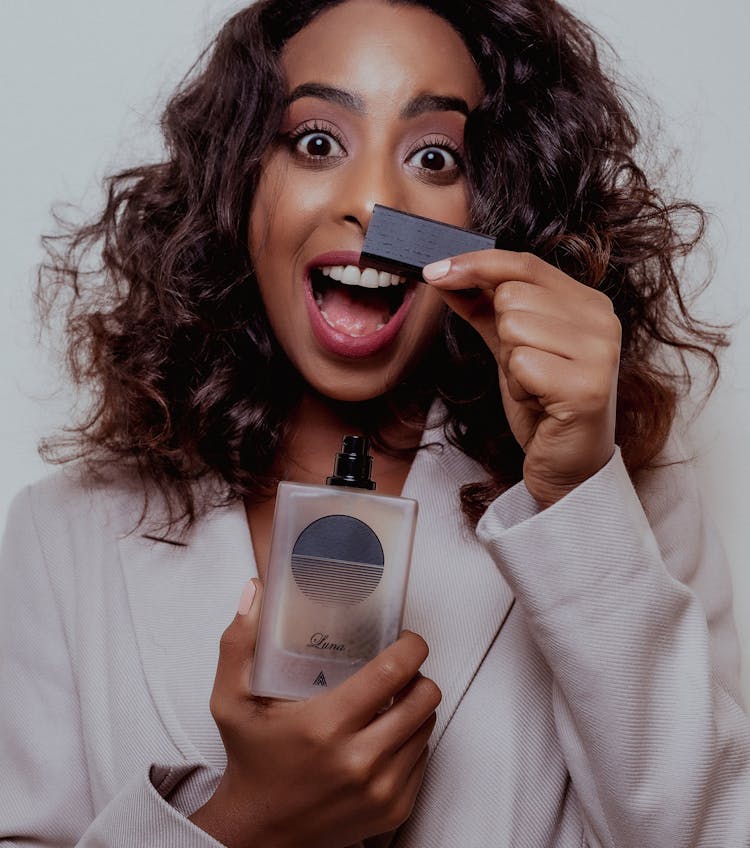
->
[409,146,457,172]
[295,131,344,159]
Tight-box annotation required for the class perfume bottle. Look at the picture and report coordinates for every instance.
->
[250,435,418,701]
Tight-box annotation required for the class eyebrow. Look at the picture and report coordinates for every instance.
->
[399,94,470,119]
[286,84,470,119]
[286,83,365,112]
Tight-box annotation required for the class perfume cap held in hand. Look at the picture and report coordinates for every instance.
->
[360,204,498,281]
[326,435,376,490]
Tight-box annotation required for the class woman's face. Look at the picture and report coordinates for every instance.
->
[248,0,482,402]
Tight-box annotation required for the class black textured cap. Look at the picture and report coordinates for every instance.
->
[326,435,376,490]
[360,204,497,281]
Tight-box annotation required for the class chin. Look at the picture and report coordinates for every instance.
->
[304,374,395,404]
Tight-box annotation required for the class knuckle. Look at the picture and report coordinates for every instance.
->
[597,289,617,312]
[494,280,520,309]
[209,691,233,728]
[384,793,417,830]
[342,749,375,788]
[417,676,442,710]
[299,714,337,750]
[594,337,621,371]
[577,374,609,409]
[607,313,623,344]
[518,251,538,279]
[496,311,514,338]
[367,774,396,811]
[606,340,622,369]
[375,658,404,689]
[218,627,242,657]
[507,345,530,371]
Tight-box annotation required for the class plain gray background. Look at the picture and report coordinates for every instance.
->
[1,1,748,702]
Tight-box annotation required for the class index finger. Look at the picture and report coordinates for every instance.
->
[318,630,429,731]
[422,249,574,294]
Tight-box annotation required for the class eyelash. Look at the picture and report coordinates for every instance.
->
[285,122,464,175]
[406,135,464,172]
[286,120,346,159]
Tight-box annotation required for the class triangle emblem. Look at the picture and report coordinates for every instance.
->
[313,670,328,687]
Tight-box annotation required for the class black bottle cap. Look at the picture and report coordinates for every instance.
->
[360,204,497,281]
[326,435,376,490]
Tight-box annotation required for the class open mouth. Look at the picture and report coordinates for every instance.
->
[309,264,411,337]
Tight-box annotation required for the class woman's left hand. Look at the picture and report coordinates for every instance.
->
[423,250,621,508]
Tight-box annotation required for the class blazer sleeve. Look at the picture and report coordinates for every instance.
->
[475,446,750,848]
[0,487,225,848]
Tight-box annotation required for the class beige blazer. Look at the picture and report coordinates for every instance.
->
[1,421,749,847]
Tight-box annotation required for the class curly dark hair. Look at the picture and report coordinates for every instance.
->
[36,0,726,533]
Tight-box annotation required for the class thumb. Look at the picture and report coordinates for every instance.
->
[214,578,264,699]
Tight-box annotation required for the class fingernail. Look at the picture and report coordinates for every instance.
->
[237,579,257,615]
[422,258,451,281]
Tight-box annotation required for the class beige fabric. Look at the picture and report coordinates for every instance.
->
[1,424,748,847]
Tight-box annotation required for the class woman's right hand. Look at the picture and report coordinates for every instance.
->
[189,579,441,848]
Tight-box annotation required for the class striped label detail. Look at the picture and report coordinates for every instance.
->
[291,555,383,605]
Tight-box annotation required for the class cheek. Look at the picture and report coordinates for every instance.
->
[409,185,471,233]
[441,186,472,228]
[247,154,297,257]
[249,170,338,268]
[247,186,274,264]
[410,289,446,343]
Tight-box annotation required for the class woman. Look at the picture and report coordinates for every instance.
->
[1,0,748,845]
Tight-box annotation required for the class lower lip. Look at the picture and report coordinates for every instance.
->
[304,276,417,359]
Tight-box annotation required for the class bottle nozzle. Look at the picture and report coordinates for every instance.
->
[326,435,376,490]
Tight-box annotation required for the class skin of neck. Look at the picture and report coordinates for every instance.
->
[275,389,427,494]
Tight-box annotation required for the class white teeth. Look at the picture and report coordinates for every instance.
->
[341,265,361,285]
[316,264,406,288]
[359,268,380,288]
[328,265,345,281]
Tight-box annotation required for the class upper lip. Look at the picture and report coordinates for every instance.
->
[305,250,369,276]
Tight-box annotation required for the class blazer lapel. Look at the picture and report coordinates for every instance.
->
[401,425,515,748]
[117,494,257,767]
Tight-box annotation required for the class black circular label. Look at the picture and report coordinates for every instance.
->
[291,515,384,606]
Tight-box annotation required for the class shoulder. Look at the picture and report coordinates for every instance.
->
[7,463,232,556]
[4,463,163,562]
[10,463,149,543]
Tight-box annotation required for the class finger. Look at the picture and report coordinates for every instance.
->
[213,579,264,701]
[500,359,538,406]
[505,346,615,412]
[360,674,441,755]
[436,288,618,376]
[496,310,620,378]
[423,249,593,296]
[496,310,584,369]
[322,631,430,731]
[385,741,431,827]
[493,279,617,334]
[390,712,437,774]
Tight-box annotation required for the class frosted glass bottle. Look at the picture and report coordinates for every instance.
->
[250,435,418,701]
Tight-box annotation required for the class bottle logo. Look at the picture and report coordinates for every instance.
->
[307,632,346,652]
[313,671,328,687]
[291,515,384,606]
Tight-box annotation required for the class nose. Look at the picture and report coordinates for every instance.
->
[334,154,407,236]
